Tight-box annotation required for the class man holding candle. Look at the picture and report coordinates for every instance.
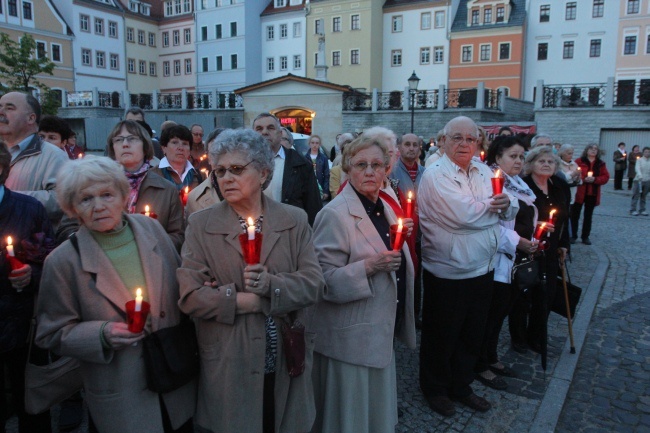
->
[418,116,518,417]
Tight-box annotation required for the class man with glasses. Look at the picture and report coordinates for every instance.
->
[252,113,322,225]
[417,116,517,417]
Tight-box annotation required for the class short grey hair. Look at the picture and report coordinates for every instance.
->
[56,156,129,218]
[209,129,275,190]
[557,143,575,159]
[341,135,390,174]
[523,145,560,175]
[363,126,397,149]
[281,127,294,146]
[337,133,354,147]
[531,133,552,147]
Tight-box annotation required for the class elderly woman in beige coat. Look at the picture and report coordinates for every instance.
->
[177,129,324,433]
[307,135,416,433]
[35,156,195,433]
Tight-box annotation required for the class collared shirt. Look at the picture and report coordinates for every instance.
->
[158,157,195,183]
[9,134,35,162]
[265,146,285,201]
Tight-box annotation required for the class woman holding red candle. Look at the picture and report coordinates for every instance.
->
[36,156,195,433]
[177,129,324,433]
[308,135,416,433]
[107,120,184,251]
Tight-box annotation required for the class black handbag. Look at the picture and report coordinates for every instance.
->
[551,266,582,319]
[511,254,540,292]
[142,318,199,394]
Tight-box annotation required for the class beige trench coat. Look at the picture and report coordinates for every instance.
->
[35,214,196,433]
[178,196,324,433]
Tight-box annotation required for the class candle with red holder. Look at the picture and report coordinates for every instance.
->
[491,169,504,195]
[5,236,27,276]
[404,191,414,219]
[140,205,158,219]
[548,209,556,226]
[480,151,486,162]
[390,219,406,252]
[125,288,150,333]
[239,217,263,265]
[180,186,189,207]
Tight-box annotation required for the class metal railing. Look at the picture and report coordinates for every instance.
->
[130,93,153,110]
[378,91,403,110]
[342,91,372,111]
[187,92,212,109]
[614,81,650,106]
[485,89,501,110]
[542,84,607,108]
[412,90,438,110]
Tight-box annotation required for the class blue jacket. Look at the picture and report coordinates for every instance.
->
[304,150,330,197]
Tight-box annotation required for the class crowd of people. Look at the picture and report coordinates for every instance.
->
[0,90,621,432]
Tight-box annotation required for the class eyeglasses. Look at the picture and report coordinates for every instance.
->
[447,135,478,146]
[214,160,253,178]
[350,161,386,172]
[112,135,141,145]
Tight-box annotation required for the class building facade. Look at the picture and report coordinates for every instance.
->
[614,0,650,105]
[159,0,195,92]
[260,0,307,81]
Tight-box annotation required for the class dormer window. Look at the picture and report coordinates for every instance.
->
[496,6,504,22]
[471,9,479,25]
[275,0,286,6]
[484,8,492,24]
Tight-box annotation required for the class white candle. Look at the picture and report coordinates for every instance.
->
[587,171,593,177]
[144,205,150,217]
[6,236,14,257]
[397,218,403,232]
[135,288,143,312]
[247,217,256,240]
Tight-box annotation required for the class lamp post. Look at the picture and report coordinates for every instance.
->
[408,71,420,134]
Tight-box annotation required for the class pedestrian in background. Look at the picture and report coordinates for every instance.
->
[613,142,627,190]
[627,145,642,190]
[630,147,650,216]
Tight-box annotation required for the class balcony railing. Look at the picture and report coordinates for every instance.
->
[412,90,438,110]
[542,84,607,108]
[614,80,650,106]
[342,91,372,111]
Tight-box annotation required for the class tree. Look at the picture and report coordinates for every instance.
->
[0,32,58,113]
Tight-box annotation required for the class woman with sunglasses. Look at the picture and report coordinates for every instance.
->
[177,129,324,433]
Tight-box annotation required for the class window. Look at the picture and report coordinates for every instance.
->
[276,0,286,6]
[139,60,146,75]
[231,54,238,69]
[150,62,157,76]
[23,2,32,20]
[216,24,222,39]
[391,49,402,66]
[480,44,491,61]
[392,16,403,33]
[314,52,320,66]
[293,54,301,69]
[36,41,46,59]
[174,59,181,75]
[293,22,301,37]
[565,2,576,20]
[420,47,430,64]
[280,23,288,38]
[201,26,208,40]
[315,18,323,34]
[540,5,550,22]
[163,61,170,76]
[624,36,637,55]
[162,32,169,47]
[484,8,492,24]
[185,59,191,74]
[267,26,274,40]
[94,18,104,35]
[173,30,180,45]
[202,57,208,72]
[51,44,62,62]
[434,11,445,28]
[471,10,479,25]
[351,14,360,30]
[647,34,650,54]
[0,1,3,13]
[230,22,237,37]
[127,28,134,42]
[148,32,156,46]
[82,48,91,66]
[166,1,172,16]
[462,45,472,62]
[280,56,287,70]
[110,53,118,70]
[434,46,444,63]
[138,30,145,45]
[183,0,191,12]
[96,51,105,68]
[216,56,223,71]
[267,57,275,72]
[80,14,89,32]
[537,42,548,60]
[109,21,117,38]
[332,51,341,66]
[499,43,510,60]
[496,6,504,22]
[350,49,359,64]
[627,0,639,14]
[593,0,604,17]
[421,12,431,30]
[184,28,191,44]
[332,17,341,32]
[563,41,574,59]
[8,0,17,16]
[590,39,601,57]
[128,58,135,73]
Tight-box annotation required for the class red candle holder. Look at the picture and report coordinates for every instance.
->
[480,151,486,162]
[139,210,158,219]
[390,224,406,252]
[125,299,150,333]
[239,233,263,265]
[180,188,189,207]
[5,254,27,276]
[491,177,504,195]
[404,197,414,219]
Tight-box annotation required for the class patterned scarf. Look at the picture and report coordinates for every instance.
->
[124,161,151,213]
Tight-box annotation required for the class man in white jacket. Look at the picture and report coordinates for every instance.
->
[418,116,518,417]
[630,146,650,216]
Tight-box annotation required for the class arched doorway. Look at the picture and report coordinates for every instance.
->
[272,107,314,135]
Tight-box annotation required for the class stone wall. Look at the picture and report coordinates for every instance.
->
[504,97,535,121]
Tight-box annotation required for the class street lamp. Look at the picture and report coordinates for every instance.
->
[408,70,420,134]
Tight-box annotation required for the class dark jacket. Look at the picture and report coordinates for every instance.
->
[304,151,330,197]
[282,148,323,226]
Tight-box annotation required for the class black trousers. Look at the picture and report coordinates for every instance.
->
[628,174,635,190]
[476,281,518,373]
[614,169,625,189]
[570,195,597,240]
[419,270,493,399]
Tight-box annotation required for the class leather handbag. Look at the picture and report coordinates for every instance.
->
[142,318,199,394]
[511,254,540,292]
[551,266,582,319]
[280,318,306,378]
[24,318,83,415]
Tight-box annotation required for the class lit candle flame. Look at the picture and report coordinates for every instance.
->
[549,209,556,219]
[7,236,12,246]
[494,169,501,178]
[408,191,412,200]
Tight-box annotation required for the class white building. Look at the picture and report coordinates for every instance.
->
[158,0,195,92]
[523,0,619,101]
[260,0,307,81]
[195,0,267,92]
[51,0,127,92]
[382,0,452,92]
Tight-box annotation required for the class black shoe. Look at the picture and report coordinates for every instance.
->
[582,238,592,245]
[511,341,527,354]
[426,395,456,417]
[475,373,508,391]
[570,237,577,244]
[451,393,492,412]
[489,365,517,378]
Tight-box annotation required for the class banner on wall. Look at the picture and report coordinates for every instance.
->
[481,125,537,142]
